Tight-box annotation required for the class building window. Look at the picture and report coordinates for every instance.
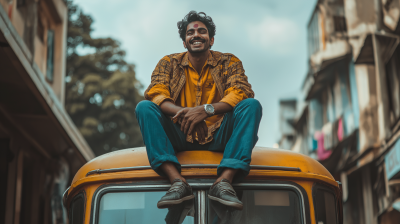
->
[46,30,55,82]
[333,16,347,32]
[308,10,321,56]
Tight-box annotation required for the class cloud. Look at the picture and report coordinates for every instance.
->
[247,16,300,54]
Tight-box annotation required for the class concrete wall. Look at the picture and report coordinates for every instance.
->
[354,64,381,152]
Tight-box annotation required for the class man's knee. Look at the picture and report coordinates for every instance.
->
[135,100,156,115]
[240,98,262,113]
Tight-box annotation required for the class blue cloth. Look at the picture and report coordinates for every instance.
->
[135,98,262,181]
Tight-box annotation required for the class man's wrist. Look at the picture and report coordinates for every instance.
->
[204,104,215,117]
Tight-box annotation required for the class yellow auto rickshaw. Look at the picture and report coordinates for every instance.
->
[63,147,342,224]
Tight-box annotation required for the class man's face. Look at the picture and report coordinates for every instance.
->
[183,21,214,53]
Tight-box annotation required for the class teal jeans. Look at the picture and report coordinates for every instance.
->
[135,99,262,181]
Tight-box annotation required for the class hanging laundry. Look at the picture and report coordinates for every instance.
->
[8,3,13,19]
[337,118,344,141]
[315,131,332,160]
[312,138,318,151]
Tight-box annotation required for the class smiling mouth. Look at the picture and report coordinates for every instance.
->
[192,41,203,46]
[190,38,205,46]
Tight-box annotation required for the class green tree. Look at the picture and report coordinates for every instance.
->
[65,0,144,156]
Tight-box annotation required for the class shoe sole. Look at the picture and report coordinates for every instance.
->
[208,195,243,210]
[157,195,195,209]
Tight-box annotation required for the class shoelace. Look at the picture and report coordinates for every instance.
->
[167,181,187,194]
[216,181,236,196]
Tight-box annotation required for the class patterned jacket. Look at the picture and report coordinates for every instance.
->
[144,50,254,144]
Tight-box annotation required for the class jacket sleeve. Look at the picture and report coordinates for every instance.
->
[144,56,173,105]
[220,56,254,107]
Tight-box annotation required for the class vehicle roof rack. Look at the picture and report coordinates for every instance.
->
[86,164,301,176]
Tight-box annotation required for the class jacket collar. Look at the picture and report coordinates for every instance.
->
[174,50,222,67]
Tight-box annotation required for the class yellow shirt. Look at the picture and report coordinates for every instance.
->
[178,60,223,127]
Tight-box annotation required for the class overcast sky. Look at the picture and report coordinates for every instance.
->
[74,0,316,148]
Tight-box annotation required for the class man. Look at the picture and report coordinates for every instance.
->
[135,11,262,210]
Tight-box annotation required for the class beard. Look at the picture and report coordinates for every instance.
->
[186,38,209,53]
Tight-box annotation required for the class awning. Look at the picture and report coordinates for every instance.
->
[355,32,400,64]
[305,54,351,100]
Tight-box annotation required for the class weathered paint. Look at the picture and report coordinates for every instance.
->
[354,64,381,152]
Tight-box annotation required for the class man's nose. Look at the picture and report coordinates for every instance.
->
[193,30,201,38]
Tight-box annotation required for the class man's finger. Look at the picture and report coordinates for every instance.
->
[197,126,204,142]
[181,117,189,132]
[192,128,197,141]
[184,118,193,134]
[173,110,184,119]
[187,120,196,135]
[180,119,185,132]
[201,123,208,141]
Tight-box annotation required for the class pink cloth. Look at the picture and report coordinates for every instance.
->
[8,4,13,19]
[337,118,344,141]
[315,131,332,161]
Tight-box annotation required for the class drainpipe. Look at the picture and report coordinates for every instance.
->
[374,0,382,31]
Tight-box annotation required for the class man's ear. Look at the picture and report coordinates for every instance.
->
[210,37,214,48]
[183,41,187,49]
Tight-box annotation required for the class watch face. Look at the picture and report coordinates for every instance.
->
[206,104,214,114]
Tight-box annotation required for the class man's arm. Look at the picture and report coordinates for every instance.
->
[219,55,254,107]
[213,102,234,115]
[144,56,173,105]
[160,100,183,117]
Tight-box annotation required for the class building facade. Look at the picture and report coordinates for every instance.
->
[0,1,95,224]
[278,98,297,150]
[279,0,400,223]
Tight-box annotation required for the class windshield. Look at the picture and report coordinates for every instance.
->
[98,191,195,224]
[207,189,302,224]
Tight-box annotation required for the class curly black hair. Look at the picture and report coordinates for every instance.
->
[177,11,216,42]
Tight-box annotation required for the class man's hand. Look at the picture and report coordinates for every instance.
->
[173,106,208,135]
[192,121,208,142]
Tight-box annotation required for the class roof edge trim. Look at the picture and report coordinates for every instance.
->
[86,164,301,177]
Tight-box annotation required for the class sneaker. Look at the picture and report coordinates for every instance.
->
[157,179,194,209]
[208,179,243,210]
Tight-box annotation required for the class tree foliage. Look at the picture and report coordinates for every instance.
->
[65,0,144,156]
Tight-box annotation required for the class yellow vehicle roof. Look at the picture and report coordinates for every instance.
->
[69,147,336,195]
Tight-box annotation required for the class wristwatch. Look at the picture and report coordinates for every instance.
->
[204,104,215,117]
